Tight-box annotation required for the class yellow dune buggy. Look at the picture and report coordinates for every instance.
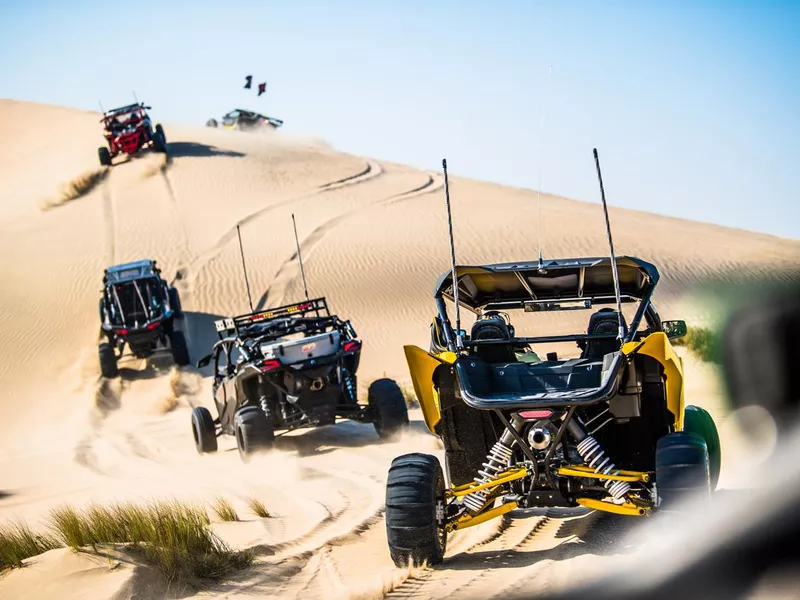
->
[385,256,721,567]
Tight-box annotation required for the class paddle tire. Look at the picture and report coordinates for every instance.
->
[153,124,167,152]
[169,330,190,366]
[369,378,410,440]
[191,406,218,454]
[98,146,111,167]
[234,407,275,462]
[168,286,183,319]
[683,405,721,491]
[99,341,118,378]
[655,432,711,513]
[386,453,447,567]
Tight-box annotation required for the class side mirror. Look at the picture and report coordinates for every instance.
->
[196,354,213,369]
[663,320,687,340]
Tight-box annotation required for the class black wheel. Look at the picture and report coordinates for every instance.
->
[168,286,183,319]
[169,330,190,366]
[683,405,721,491]
[369,378,409,440]
[191,406,218,454]
[656,432,711,513]
[99,341,118,378]
[206,118,218,128]
[386,453,447,567]
[234,407,275,462]
[98,147,111,167]
[153,124,167,152]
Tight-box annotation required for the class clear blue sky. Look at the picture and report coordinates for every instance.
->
[2,1,798,239]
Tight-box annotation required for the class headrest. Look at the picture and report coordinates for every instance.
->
[471,315,511,341]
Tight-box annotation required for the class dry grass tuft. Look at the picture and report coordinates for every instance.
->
[49,500,252,582]
[246,497,270,519]
[0,522,61,570]
[210,497,239,523]
[41,168,108,210]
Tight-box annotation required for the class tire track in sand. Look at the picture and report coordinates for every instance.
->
[385,509,611,600]
[101,171,117,264]
[261,170,443,308]
[173,160,384,288]
[157,154,193,260]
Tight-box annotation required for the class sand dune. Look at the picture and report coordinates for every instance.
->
[0,99,798,599]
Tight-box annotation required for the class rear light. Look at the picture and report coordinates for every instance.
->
[117,328,129,335]
[517,409,553,420]
[260,359,281,372]
[343,340,361,353]
[147,322,159,330]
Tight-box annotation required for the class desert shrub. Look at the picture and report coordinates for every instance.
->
[49,500,252,582]
[0,522,61,570]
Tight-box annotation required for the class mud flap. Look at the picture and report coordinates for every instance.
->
[404,345,449,434]
[623,332,685,430]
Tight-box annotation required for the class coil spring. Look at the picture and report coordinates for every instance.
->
[462,441,514,512]
[576,436,631,500]
[344,373,356,401]
[259,395,271,418]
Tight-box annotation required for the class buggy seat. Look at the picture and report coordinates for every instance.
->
[580,308,627,359]
[470,314,517,363]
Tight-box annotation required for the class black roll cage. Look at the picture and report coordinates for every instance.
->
[103,276,165,327]
[432,257,663,354]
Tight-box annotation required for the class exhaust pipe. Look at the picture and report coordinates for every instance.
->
[528,426,552,450]
[309,377,326,392]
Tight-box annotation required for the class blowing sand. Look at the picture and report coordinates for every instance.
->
[0,99,798,599]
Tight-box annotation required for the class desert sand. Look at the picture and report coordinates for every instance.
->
[0,99,798,599]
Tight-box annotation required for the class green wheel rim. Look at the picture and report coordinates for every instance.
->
[684,405,721,491]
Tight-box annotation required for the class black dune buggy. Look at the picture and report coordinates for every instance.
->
[191,297,409,461]
[98,259,189,378]
[205,108,283,131]
[389,256,721,567]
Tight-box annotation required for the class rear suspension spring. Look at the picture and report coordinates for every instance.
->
[575,436,631,500]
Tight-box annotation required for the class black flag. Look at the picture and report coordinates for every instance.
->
[257,82,267,96]
[244,75,253,89]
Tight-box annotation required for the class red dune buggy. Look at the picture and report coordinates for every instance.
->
[98,102,167,166]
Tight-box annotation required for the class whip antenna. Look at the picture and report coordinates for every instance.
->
[292,213,310,302]
[132,90,140,105]
[592,148,625,341]
[442,159,463,349]
[236,225,254,312]
[536,64,553,271]
[98,100,106,114]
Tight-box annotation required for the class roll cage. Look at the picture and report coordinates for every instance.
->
[201,297,358,370]
[101,102,151,122]
[101,261,168,329]
[424,256,678,411]
[432,256,663,353]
